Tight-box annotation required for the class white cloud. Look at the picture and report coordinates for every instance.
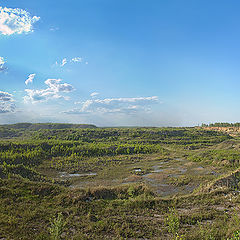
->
[0,91,12,101]
[64,96,158,114]
[60,58,67,67]
[0,91,15,113]
[49,26,59,32]
[90,92,99,97]
[71,57,82,63]
[45,79,74,92]
[0,57,5,65]
[24,78,74,103]
[55,57,86,67]
[55,58,67,67]
[25,73,35,85]
[0,57,6,71]
[0,6,40,35]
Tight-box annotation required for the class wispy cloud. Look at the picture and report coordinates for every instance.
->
[0,57,5,71]
[0,6,40,35]
[64,96,159,114]
[24,78,74,103]
[60,58,67,67]
[90,92,99,97]
[55,58,67,67]
[0,91,15,113]
[25,73,35,85]
[71,57,82,63]
[49,26,59,32]
[55,57,87,67]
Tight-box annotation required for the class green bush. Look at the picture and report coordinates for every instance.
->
[48,212,66,240]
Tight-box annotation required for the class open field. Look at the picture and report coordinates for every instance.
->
[1,124,240,239]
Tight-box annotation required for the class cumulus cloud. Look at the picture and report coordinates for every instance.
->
[0,57,6,71]
[45,79,74,92]
[0,6,40,35]
[25,73,35,85]
[0,91,15,113]
[64,96,158,114]
[0,91,12,101]
[24,78,74,103]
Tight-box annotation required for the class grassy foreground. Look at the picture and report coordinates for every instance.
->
[0,125,240,239]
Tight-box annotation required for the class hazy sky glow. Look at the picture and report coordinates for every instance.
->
[1,0,240,126]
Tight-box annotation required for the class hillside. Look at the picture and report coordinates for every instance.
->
[0,123,97,130]
[0,123,97,139]
[201,126,240,137]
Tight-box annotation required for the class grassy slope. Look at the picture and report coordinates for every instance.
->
[1,177,240,239]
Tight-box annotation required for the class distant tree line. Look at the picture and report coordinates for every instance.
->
[201,122,240,127]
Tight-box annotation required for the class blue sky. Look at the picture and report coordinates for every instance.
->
[1,0,240,126]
